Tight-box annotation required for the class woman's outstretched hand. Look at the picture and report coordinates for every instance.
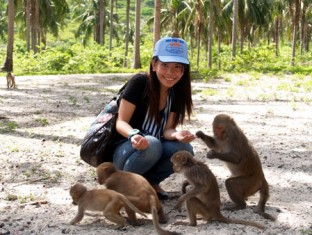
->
[175,130,196,143]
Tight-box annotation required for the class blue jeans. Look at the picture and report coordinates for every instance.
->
[112,135,194,185]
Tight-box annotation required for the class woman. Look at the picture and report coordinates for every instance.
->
[113,37,196,200]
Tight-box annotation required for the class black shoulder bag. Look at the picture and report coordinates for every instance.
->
[80,83,127,167]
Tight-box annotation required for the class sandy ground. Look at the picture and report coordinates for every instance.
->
[0,73,311,235]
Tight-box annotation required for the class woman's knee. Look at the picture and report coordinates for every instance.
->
[144,135,163,157]
[122,136,163,174]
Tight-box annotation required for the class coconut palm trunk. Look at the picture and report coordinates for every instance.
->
[1,0,14,74]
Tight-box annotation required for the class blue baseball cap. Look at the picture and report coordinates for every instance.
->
[153,37,189,65]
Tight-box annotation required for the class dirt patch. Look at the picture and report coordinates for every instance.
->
[0,74,311,235]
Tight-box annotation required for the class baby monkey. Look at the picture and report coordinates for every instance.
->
[69,183,146,228]
[6,72,16,89]
[171,151,264,229]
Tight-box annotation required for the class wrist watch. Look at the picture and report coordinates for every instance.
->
[128,129,141,140]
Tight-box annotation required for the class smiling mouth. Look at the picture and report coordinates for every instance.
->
[164,77,175,81]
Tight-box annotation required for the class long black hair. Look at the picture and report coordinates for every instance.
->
[146,57,193,128]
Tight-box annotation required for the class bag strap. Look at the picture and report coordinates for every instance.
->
[107,81,127,104]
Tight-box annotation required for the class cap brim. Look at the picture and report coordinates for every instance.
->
[158,56,189,65]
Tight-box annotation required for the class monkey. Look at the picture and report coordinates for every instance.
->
[69,182,146,228]
[171,150,265,229]
[96,162,180,235]
[196,113,275,221]
[6,72,16,89]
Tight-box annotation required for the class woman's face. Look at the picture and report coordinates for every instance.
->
[152,60,184,89]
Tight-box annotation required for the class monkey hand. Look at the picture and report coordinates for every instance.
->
[195,130,205,138]
[181,181,188,194]
[207,150,217,159]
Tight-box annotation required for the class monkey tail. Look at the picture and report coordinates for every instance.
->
[149,195,180,235]
[257,179,276,221]
[219,216,265,229]
[119,194,147,218]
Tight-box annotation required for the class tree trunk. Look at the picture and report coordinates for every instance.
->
[1,0,14,73]
[217,30,221,70]
[99,0,105,45]
[231,0,238,61]
[195,0,201,69]
[275,16,279,57]
[153,0,161,48]
[300,2,306,55]
[240,25,244,53]
[109,0,113,55]
[123,0,130,67]
[132,0,141,69]
[208,0,213,69]
[31,0,40,53]
[26,0,31,52]
[290,0,300,66]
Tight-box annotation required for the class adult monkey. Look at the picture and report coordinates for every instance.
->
[171,151,264,229]
[196,114,275,221]
[96,162,180,235]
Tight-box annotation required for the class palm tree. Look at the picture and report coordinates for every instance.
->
[291,0,300,66]
[223,0,271,53]
[109,0,113,54]
[0,2,7,40]
[132,0,141,69]
[300,0,312,54]
[72,0,97,46]
[1,0,14,74]
[231,0,238,60]
[26,0,31,51]
[99,0,105,45]
[159,0,189,38]
[208,0,214,69]
[194,0,203,68]
[123,0,130,67]
[31,0,39,53]
[40,0,69,49]
[153,0,161,47]
[21,0,69,52]
[270,0,284,56]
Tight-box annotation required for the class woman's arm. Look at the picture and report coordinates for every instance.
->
[116,98,149,150]
[163,112,196,142]
[116,99,136,138]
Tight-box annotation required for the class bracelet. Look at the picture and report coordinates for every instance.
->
[128,129,141,140]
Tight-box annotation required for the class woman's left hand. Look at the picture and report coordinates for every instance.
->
[131,135,149,150]
[175,130,196,143]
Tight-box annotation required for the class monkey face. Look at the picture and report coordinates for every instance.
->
[171,151,192,173]
[213,124,225,140]
[213,114,237,141]
[70,183,87,203]
[172,160,182,173]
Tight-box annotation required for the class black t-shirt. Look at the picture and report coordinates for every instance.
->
[113,73,178,145]
[122,73,149,129]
